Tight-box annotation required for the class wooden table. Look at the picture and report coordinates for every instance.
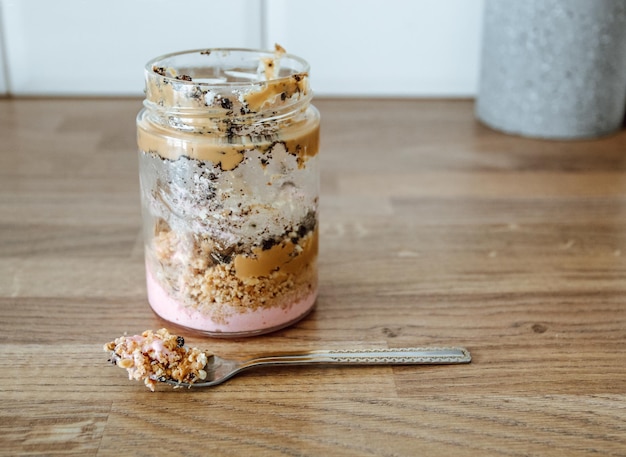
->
[1,98,625,456]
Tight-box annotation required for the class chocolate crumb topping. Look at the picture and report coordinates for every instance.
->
[262,237,279,251]
[220,98,233,110]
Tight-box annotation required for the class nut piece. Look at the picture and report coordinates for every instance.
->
[118,358,134,369]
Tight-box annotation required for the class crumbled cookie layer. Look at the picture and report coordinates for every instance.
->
[149,224,317,325]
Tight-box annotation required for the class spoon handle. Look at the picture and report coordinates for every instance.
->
[242,347,471,369]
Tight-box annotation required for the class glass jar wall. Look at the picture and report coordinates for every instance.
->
[136,47,320,336]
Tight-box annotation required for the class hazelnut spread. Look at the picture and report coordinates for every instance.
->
[137,47,320,336]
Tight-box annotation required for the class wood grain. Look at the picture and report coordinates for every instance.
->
[0,97,625,456]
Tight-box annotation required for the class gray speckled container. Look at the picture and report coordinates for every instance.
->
[476,0,626,139]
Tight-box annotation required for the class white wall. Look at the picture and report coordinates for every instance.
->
[0,0,484,97]
[0,0,8,94]
[0,0,262,96]
[265,0,484,97]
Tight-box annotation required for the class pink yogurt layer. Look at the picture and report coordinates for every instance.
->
[145,267,316,336]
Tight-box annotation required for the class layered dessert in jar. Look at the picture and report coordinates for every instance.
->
[136,47,320,336]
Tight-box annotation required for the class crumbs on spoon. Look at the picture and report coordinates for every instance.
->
[104,328,212,391]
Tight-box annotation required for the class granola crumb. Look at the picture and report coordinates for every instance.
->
[104,328,212,391]
[150,223,317,325]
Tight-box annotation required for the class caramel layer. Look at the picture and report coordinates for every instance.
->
[137,116,319,170]
[234,229,318,280]
[244,73,309,112]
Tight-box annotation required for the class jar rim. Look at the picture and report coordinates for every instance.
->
[144,47,311,88]
[143,47,313,114]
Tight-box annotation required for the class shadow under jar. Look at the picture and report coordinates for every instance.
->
[136,48,320,337]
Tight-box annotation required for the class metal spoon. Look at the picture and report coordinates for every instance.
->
[162,347,471,388]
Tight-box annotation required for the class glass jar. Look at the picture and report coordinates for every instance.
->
[136,48,320,337]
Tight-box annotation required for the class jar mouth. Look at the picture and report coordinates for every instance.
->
[145,47,310,87]
[144,47,312,114]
